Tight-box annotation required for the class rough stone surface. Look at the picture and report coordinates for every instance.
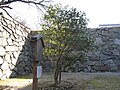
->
[5,53,11,63]
[1,62,9,76]
[0,46,5,56]
[7,38,13,46]
[1,12,120,79]
[85,27,120,72]
[5,46,18,51]
[62,27,120,73]
[114,38,120,45]
[0,13,33,80]
[0,57,3,64]
[0,69,3,79]
[0,38,7,46]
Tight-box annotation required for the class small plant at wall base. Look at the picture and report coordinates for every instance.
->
[40,4,93,84]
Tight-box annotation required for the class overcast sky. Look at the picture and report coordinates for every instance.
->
[7,0,120,29]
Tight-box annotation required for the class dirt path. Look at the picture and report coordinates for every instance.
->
[0,79,32,90]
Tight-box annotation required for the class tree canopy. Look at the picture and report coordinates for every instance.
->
[41,4,93,84]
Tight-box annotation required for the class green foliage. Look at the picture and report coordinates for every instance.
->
[41,4,92,61]
[40,4,93,83]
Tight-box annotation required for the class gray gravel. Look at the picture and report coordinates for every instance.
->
[62,72,120,80]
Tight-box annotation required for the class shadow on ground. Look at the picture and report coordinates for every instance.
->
[18,84,32,90]
[0,84,32,90]
[0,85,17,90]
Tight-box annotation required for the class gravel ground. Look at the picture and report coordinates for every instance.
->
[39,72,120,90]
[62,72,120,80]
[0,72,120,90]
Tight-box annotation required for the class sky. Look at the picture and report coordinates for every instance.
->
[6,0,120,29]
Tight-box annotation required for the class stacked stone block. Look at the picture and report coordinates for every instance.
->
[72,28,120,72]
[0,14,33,80]
[86,28,120,72]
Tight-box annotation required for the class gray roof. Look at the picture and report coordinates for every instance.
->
[99,24,120,27]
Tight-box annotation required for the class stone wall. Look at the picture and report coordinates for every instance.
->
[43,27,120,73]
[73,27,120,72]
[0,13,33,80]
[1,13,120,80]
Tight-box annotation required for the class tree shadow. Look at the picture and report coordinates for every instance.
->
[18,84,32,90]
[0,13,35,80]
[9,32,34,78]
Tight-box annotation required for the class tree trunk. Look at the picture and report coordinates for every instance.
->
[59,65,61,83]
[54,60,62,85]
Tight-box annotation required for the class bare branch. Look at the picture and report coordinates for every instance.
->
[0,0,52,20]
[1,8,14,19]
[0,5,12,9]
[0,0,20,5]
[0,0,51,9]
[19,0,48,8]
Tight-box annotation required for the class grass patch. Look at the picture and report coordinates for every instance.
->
[1,73,120,90]
[38,73,120,90]
[38,72,54,84]
[13,73,33,79]
[88,77,120,90]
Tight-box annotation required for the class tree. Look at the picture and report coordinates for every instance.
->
[41,4,93,84]
[0,0,51,18]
